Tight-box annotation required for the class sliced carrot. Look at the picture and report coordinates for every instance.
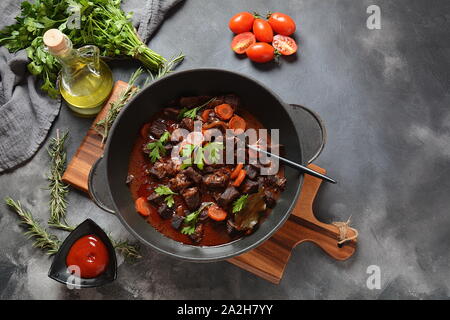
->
[232,169,247,187]
[230,163,244,179]
[140,123,152,139]
[201,109,213,122]
[207,205,228,221]
[229,115,246,133]
[214,103,234,120]
[135,197,155,217]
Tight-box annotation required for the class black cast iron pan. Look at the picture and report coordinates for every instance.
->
[88,69,326,262]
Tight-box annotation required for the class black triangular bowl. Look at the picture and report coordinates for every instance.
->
[48,219,117,288]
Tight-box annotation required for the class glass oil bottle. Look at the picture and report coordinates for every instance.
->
[43,29,113,116]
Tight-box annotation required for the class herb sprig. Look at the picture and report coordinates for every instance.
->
[95,67,144,145]
[181,202,213,235]
[146,131,171,163]
[5,198,61,255]
[232,194,249,214]
[179,97,217,120]
[154,185,177,208]
[180,142,223,170]
[47,129,72,231]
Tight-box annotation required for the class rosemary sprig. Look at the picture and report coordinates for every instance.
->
[111,239,142,260]
[5,197,61,255]
[95,53,184,144]
[95,67,144,145]
[47,129,71,230]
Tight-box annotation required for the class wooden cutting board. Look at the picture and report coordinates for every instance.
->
[63,81,357,284]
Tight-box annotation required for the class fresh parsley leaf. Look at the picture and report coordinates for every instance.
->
[181,225,195,235]
[203,142,223,164]
[232,194,249,213]
[193,146,204,170]
[145,131,171,162]
[154,185,177,208]
[166,195,175,208]
[181,202,214,235]
[159,131,170,144]
[155,185,176,196]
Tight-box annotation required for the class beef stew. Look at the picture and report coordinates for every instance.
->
[127,94,286,246]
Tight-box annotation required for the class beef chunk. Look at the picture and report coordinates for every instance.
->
[171,215,185,230]
[149,119,167,138]
[181,187,200,210]
[210,94,240,110]
[183,166,202,184]
[157,203,174,219]
[148,159,178,180]
[147,191,163,204]
[226,220,240,236]
[244,164,259,180]
[266,175,287,191]
[202,168,230,190]
[179,96,211,108]
[203,166,216,173]
[263,188,277,209]
[180,118,194,132]
[218,186,240,208]
[239,178,259,194]
[169,172,192,191]
[189,223,204,243]
[175,205,189,217]
[163,107,180,119]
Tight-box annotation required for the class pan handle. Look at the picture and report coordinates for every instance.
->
[288,104,327,164]
[88,156,115,214]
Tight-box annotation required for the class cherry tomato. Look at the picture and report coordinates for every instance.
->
[252,18,273,43]
[268,12,296,36]
[272,34,298,55]
[246,42,275,63]
[229,12,255,34]
[231,32,256,54]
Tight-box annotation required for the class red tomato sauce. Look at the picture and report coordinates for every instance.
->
[66,235,109,278]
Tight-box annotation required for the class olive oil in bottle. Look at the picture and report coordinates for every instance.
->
[43,29,113,116]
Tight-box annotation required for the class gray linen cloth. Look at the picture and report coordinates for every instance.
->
[0,0,183,173]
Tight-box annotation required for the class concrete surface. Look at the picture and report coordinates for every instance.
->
[1,0,449,299]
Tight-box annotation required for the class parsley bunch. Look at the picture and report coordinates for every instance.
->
[0,0,168,97]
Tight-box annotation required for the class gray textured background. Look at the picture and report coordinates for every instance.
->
[1,0,449,299]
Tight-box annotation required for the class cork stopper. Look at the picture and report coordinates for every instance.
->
[43,29,68,54]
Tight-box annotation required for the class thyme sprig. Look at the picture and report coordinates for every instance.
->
[5,198,61,255]
[47,129,71,230]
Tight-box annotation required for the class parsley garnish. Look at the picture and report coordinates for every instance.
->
[146,131,170,162]
[232,195,249,214]
[154,185,177,208]
[181,202,213,235]
[203,142,224,164]
[178,97,216,120]
[179,142,223,170]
